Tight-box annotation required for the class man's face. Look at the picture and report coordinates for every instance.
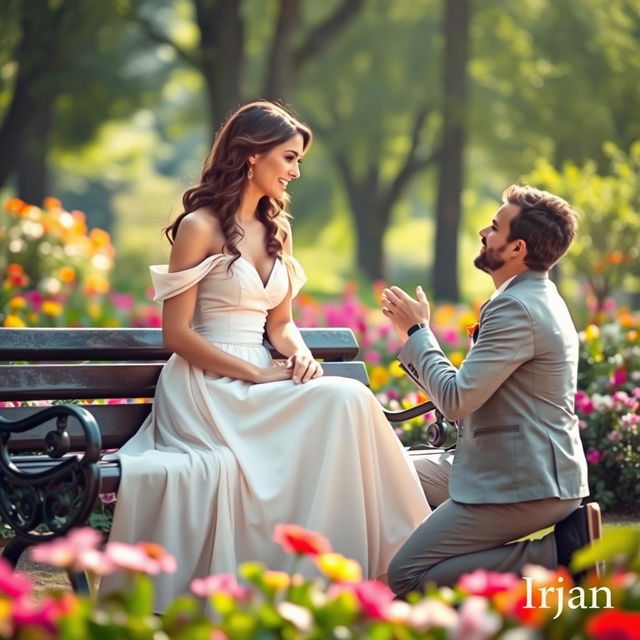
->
[474,203,521,273]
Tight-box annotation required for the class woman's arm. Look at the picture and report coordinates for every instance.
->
[265,221,323,384]
[162,213,293,384]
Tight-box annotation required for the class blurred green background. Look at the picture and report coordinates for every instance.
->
[1,0,640,316]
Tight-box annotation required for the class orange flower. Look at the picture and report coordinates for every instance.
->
[273,524,332,557]
[4,197,28,214]
[466,322,480,338]
[7,296,27,311]
[43,197,62,210]
[58,266,76,284]
[605,250,624,265]
[89,228,111,248]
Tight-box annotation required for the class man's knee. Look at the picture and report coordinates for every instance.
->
[387,550,426,598]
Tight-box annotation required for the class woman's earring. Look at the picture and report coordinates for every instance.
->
[247,166,254,179]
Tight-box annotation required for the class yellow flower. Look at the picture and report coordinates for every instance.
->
[389,360,405,378]
[458,311,478,331]
[627,330,638,342]
[316,553,362,583]
[3,314,26,328]
[370,365,389,390]
[7,296,27,311]
[433,304,456,325]
[41,301,63,317]
[449,351,465,368]
[84,273,110,296]
[263,571,290,590]
[27,312,39,325]
[594,353,604,363]
[584,324,600,342]
[88,302,102,320]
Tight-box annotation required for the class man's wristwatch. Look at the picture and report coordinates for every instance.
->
[407,322,427,337]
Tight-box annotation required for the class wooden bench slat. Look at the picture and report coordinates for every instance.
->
[0,361,370,402]
[13,456,121,493]
[0,328,359,362]
[0,404,152,452]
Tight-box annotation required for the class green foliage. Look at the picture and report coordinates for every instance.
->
[525,141,640,306]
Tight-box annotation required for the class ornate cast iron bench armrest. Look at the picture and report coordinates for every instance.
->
[0,404,101,552]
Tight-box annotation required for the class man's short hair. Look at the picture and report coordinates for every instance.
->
[503,184,579,271]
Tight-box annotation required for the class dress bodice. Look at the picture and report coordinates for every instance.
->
[149,253,306,345]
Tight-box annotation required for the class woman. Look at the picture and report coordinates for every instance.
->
[104,101,430,610]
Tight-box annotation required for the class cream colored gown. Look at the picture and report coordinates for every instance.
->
[104,253,430,610]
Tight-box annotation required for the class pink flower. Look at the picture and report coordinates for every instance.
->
[105,541,177,575]
[0,557,32,599]
[575,391,595,415]
[31,527,104,572]
[586,450,603,464]
[406,597,458,631]
[110,292,134,311]
[353,580,396,619]
[191,573,250,600]
[457,569,520,597]
[610,368,628,387]
[99,492,117,504]
[454,596,501,640]
[441,328,460,346]
[12,592,76,635]
[365,350,381,364]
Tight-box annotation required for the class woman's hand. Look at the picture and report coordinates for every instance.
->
[252,361,295,384]
[286,352,324,384]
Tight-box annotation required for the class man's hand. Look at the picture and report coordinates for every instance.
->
[381,285,431,340]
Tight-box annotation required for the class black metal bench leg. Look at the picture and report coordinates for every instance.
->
[67,570,92,596]
[2,537,30,569]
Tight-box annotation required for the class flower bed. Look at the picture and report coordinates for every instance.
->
[0,523,638,639]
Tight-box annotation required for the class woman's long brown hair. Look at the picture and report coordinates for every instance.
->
[164,101,312,267]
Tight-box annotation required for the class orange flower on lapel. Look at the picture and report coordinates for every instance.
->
[466,322,480,338]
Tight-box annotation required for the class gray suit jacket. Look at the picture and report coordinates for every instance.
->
[399,271,589,504]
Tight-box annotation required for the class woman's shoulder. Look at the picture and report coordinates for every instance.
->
[176,209,224,250]
[170,209,224,268]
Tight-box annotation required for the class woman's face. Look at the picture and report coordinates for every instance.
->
[249,133,305,199]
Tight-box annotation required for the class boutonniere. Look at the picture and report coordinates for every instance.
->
[466,322,480,339]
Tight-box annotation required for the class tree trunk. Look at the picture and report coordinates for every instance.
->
[0,1,51,190]
[353,210,386,281]
[263,0,302,102]
[17,102,53,206]
[195,0,244,133]
[432,0,470,301]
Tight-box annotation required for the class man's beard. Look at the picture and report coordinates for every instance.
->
[474,244,507,273]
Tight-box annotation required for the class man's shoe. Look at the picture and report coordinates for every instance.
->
[553,502,602,581]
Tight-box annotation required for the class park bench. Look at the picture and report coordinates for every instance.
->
[0,327,450,584]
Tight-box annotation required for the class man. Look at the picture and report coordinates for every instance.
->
[381,184,600,597]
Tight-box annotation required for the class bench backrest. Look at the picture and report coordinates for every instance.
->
[0,327,367,453]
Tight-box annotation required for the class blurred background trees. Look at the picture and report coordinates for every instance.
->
[1,0,640,308]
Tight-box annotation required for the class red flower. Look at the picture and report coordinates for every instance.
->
[586,610,640,640]
[273,524,332,556]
